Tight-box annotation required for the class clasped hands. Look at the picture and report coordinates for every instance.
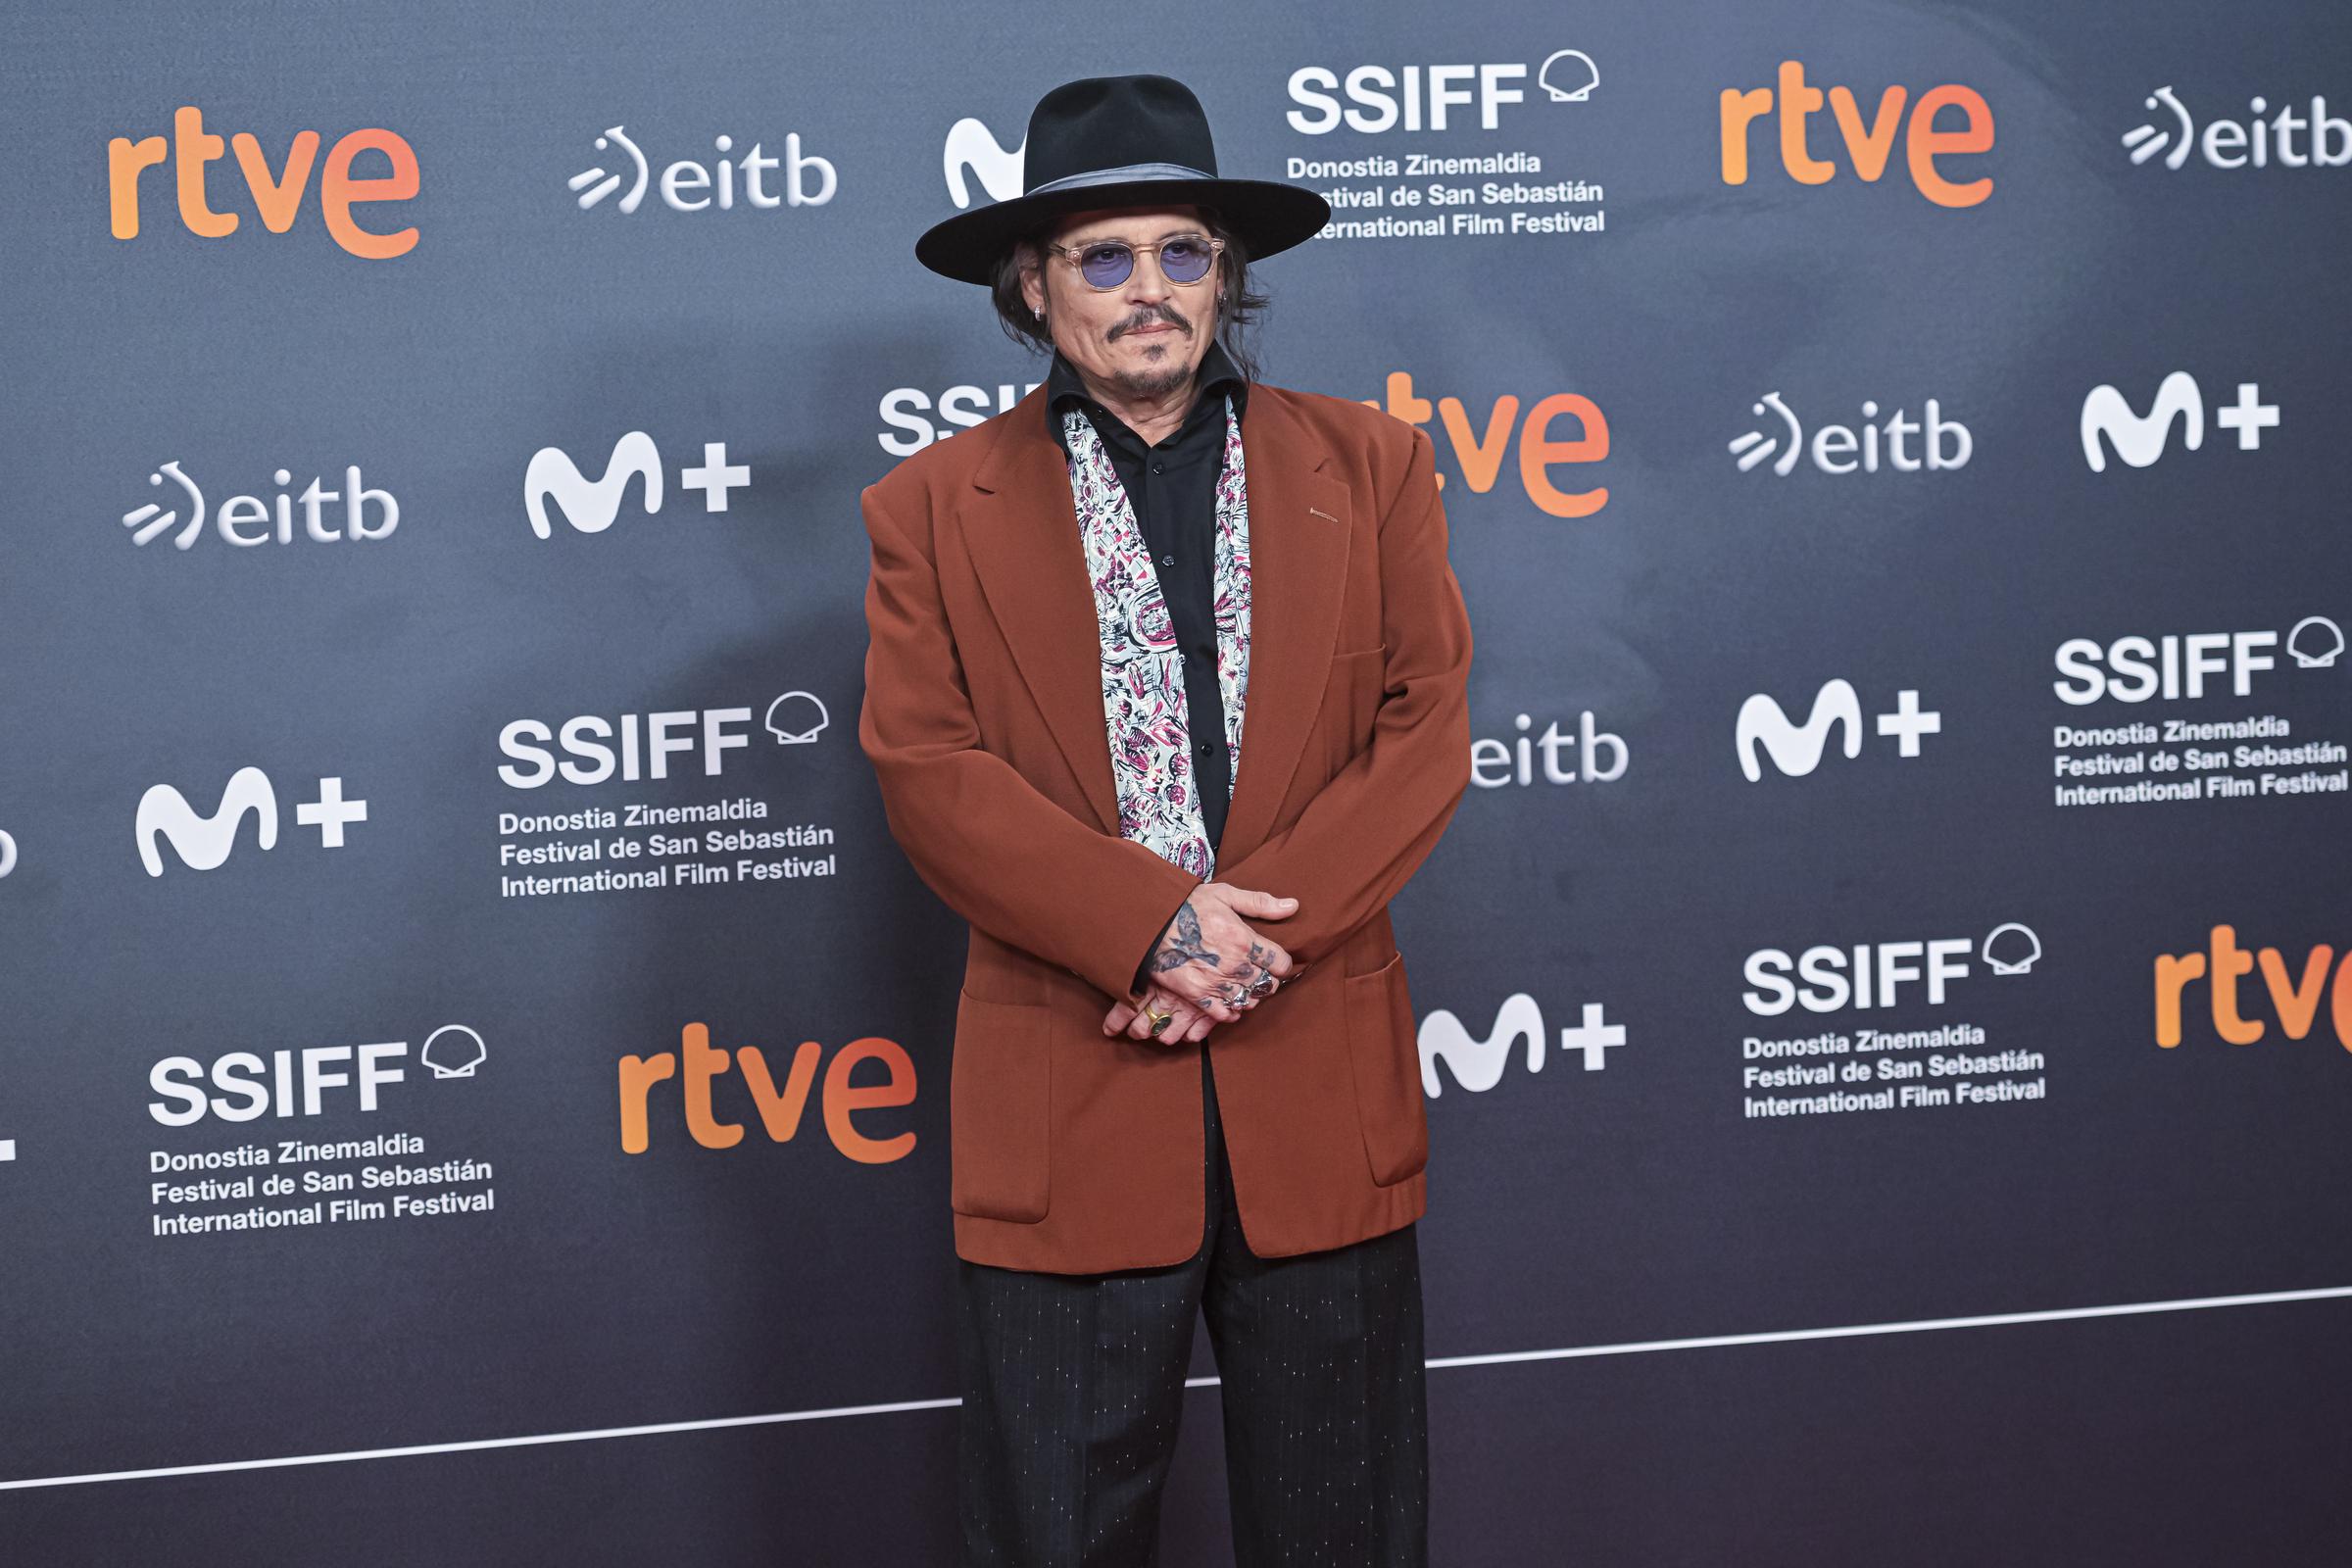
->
[1100,883,1301,1045]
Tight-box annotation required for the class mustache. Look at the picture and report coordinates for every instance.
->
[1109,307,1191,339]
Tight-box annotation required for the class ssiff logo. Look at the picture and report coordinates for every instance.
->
[2156,926,2352,1051]
[1737,681,1940,780]
[498,694,826,790]
[2124,87,2352,171]
[148,1026,485,1125]
[569,124,836,214]
[1286,51,1600,135]
[2052,617,2341,705]
[879,380,1047,455]
[2080,372,2278,471]
[1743,924,2040,1016]
[1720,63,1993,207]
[1419,993,1625,1097]
[109,106,419,259]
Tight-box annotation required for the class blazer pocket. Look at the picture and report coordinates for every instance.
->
[1342,952,1430,1188]
[949,988,1053,1223]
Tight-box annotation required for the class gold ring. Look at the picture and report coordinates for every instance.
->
[1145,1006,1173,1035]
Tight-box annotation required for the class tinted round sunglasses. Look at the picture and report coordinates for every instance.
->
[1043,232,1226,290]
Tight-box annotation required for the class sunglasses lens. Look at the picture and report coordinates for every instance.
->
[1078,244,1134,288]
[1159,239,1212,283]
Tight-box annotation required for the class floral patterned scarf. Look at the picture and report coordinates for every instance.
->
[1061,394,1252,878]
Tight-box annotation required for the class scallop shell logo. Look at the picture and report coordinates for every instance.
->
[765,690,831,744]
[2285,615,2343,669]
[1538,50,1599,103]
[421,1024,488,1080]
[1981,924,2042,976]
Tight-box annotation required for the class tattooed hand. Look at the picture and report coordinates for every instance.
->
[1100,883,1300,1041]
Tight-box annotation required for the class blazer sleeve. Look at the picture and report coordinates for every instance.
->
[857,477,1200,1004]
[1209,422,1474,968]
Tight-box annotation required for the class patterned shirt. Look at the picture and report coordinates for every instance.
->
[1044,337,1251,992]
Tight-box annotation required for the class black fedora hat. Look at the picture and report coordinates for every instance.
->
[915,74,1331,285]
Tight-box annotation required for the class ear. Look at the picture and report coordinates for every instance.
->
[1017,250,1046,318]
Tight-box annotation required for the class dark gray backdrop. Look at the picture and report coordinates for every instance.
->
[5,1,2349,1562]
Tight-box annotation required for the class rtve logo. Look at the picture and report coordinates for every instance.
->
[1364,371,1607,517]
[879,381,1046,455]
[1730,392,1971,476]
[1737,681,1941,781]
[497,694,829,789]
[524,432,755,537]
[2125,87,2352,172]
[1286,51,1600,135]
[108,107,419,259]
[2156,926,2352,1052]
[2080,371,2278,472]
[567,124,836,215]
[120,461,398,550]
[619,1022,916,1161]
[136,766,369,876]
[1743,924,2040,1017]
[2053,618,2341,706]
[1419,992,1625,1098]
[1719,63,1994,208]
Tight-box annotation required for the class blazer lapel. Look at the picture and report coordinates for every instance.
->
[961,380,1352,861]
[1218,387,1351,863]
[963,391,1126,835]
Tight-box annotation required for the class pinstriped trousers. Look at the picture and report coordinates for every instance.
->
[956,1049,1429,1566]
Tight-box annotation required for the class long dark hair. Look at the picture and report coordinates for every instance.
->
[987,203,1270,383]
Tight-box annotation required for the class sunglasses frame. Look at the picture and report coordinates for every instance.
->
[1041,232,1226,291]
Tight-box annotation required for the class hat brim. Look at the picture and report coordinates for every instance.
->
[914,175,1332,285]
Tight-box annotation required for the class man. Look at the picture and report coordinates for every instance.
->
[858,74,1474,1566]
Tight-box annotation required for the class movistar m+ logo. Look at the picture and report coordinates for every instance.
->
[1419,992,1625,1097]
[1737,681,1941,781]
[136,766,369,876]
[2080,371,2278,472]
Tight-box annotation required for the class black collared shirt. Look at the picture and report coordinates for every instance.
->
[1045,337,1250,993]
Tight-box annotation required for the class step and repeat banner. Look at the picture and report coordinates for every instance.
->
[6,1,2349,1562]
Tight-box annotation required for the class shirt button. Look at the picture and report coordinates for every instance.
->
[1159,553,1175,566]
[1195,740,1212,757]
[1152,462,1165,473]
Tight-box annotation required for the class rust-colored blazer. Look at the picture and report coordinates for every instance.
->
[857,377,1473,1274]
